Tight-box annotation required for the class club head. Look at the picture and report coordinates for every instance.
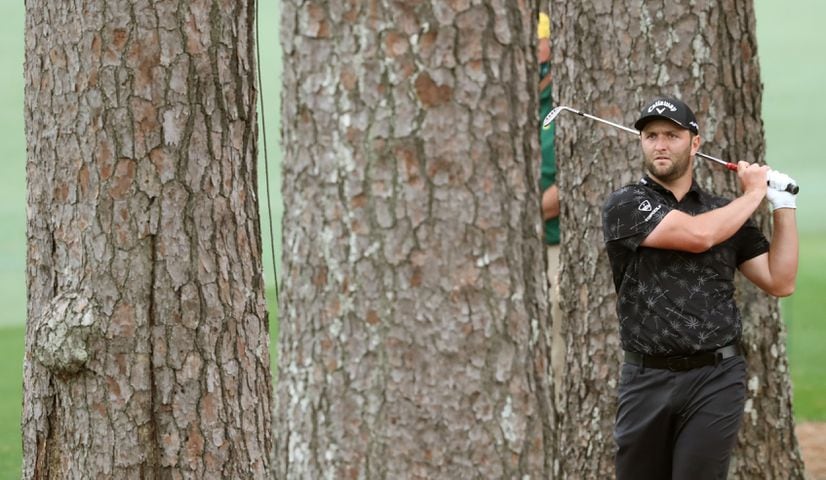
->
[542,106,567,129]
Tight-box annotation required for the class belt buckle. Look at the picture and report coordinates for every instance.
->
[666,356,691,371]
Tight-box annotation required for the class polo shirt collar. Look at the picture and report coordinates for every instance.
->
[639,175,704,201]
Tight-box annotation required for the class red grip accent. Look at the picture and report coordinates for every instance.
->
[725,162,738,171]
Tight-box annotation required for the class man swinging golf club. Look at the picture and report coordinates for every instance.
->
[601,96,799,479]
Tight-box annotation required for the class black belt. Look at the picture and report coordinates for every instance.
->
[624,345,740,371]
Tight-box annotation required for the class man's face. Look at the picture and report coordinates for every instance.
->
[640,119,700,183]
[537,38,551,64]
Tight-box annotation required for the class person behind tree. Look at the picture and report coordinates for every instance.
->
[537,12,565,408]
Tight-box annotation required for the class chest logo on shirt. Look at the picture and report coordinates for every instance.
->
[638,200,653,212]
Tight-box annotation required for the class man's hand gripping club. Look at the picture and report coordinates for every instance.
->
[737,162,797,211]
[766,170,797,211]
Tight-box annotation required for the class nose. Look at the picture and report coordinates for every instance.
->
[653,135,668,151]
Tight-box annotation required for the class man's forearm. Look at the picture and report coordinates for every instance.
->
[649,189,764,253]
[538,74,553,94]
[697,190,765,246]
[768,208,799,293]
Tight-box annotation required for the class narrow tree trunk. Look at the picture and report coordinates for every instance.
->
[552,0,805,478]
[275,2,553,478]
[23,1,273,477]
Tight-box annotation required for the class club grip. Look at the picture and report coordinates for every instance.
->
[730,163,800,194]
[783,183,800,195]
[767,169,800,194]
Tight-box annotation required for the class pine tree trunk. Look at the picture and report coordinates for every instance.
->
[23,1,273,477]
[552,0,805,478]
[274,2,554,478]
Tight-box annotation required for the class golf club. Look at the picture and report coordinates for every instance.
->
[544,106,800,194]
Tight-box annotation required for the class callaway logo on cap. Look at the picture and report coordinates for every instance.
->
[648,100,678,114]
[634,96,699,134]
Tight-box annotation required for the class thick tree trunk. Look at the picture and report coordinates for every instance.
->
[275,2,554,478]
[23,1,272,478]
[552,0,804,478]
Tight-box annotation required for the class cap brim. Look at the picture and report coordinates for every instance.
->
[634,115,694,133]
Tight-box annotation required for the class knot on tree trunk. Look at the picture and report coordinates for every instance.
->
[34,292,100,376]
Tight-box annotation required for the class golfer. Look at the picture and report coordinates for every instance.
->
[601,96,798,479]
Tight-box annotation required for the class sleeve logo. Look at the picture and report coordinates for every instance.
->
[638,200,653,212]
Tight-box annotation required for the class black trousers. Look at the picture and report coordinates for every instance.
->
[614,356,747,480]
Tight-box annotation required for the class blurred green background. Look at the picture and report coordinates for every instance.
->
[0,1,824,477]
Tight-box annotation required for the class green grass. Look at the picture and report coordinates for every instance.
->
[0,1,27,328]
[0,324,24,480]
[784,234,826,420]
[267,288,281,376]
[755,0,826,233]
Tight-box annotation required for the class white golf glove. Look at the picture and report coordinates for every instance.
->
[766,170,797,211]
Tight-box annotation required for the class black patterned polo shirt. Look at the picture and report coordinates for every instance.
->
[602,176,769,356]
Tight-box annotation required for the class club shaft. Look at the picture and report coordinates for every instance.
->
[576,110,639,135]
[559,107,799,194]
[696,152,732,168]
[575,109,727,164]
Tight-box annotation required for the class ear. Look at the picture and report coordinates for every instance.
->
[690,134,701,155]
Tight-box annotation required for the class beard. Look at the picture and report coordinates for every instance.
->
[645,150,692,183]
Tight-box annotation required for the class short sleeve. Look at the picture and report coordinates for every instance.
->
[602,185,672,250]
[732,218,770,265]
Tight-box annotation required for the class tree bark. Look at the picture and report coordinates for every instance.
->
[23,0,273,478]
[275,2,554,478]
[552,0,804,478]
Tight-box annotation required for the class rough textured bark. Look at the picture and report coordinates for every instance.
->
[552,0,804,478]
[275,2,554,478]
[23,0,273,478]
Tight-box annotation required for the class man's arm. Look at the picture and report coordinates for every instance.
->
[642,162,767,253]
[539,73,553,94]
[641,190,763,252]
[738,207,798,297]
[541,184,559,220]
